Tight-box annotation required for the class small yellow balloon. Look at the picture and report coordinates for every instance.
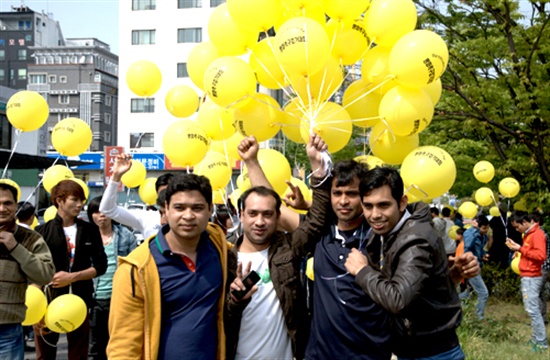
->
[230,188,242,210]
[126,60,162,97]
[422,78,442,105]
[51,118,92,157]
[43,165,74,193]
[489,206,500,217]
[204,56,257,108]
[163,120,210,167]
[473,161,495,183]
[22,286,47,326]
[306,257,314,281]
[187,42,220,90]
[499,177,520,198]
[448,225,460,240]
[68,178,89,201]
[6,91,49,132]
[458,201,478,219]
[44,294,87,333]
[475,187,494,207]
[511,254,520,274]
[194,151,232,191]
[139,178,158,205]
[43,205,57,223]
[354,155,385,169]
[121,160,147,189]
[233,94,282,142]
[165,85,199,118]
[31,216,38,230]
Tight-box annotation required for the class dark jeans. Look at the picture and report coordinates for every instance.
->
[34,314,90,360]
[88,299,111,360]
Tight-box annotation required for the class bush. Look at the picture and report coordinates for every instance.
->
[480,261,522,303]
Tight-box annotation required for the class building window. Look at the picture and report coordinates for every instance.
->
[104,131,111,142]
[0,50,5,61]
[132,30,156,45]
[178,0,202,8]
[59,95,70,104]
[49,75,57,83]
[177,63,189,78]
[105,95,112,107]
[17,49,27,60]
[9,69,14,81]
[177,28,202,43]
[58,113,69,122]
[60,76,67,83]
[0,116,12,150]
[130,132,154,148]
[131,98,155,113]
[210,0,225,6]
[29,74,47,84]
[132,0,156,10]
[18,69,26,80]
[105,113,112,125]
[0,70,4,81]
[18,20,31,30]
[25,34,32,41]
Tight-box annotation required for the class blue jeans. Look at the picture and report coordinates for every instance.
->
[398,345,465,360]
[521,276,548,347]
[459,274,488,319]
[0,323,24,360]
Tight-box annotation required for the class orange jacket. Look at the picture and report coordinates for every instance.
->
[519,223,547,277]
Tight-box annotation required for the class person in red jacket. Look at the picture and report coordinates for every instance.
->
[506,211,548,352]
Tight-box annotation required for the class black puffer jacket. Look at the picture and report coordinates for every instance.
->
[356,202,462,358]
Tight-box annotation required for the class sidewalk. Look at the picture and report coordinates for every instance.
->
[24,334,68,360]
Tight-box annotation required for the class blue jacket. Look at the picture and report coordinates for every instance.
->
[463,226,487,263]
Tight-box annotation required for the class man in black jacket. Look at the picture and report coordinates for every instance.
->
[345,166,470,360]
[35,179,107,360]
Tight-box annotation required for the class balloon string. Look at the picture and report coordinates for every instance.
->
[124,187,131,208]
[404,184,429,200]
[2,129,21,179]
[339,75,393,116]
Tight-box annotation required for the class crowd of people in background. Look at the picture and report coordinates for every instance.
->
[0,134,548,359]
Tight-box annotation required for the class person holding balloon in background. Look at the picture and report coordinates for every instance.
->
[0,179,55,360]
[86,196,137,360]
[506,211,548,352]
[34,180,107,360]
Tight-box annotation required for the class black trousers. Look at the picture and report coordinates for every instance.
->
[88,299,111,360]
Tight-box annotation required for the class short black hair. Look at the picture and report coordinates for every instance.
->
[359,166,404,204]
[17,201,35,222]
[332,160,369,187]
[156,189,166,208]
[456,227,465,236]
[0,183,18,203]
[87,196,102,222]
[165,173,212,205]
[442,207,452,217]
[510,210,530,224]
[475,214,490,227]
[430,207,440,216]
[239,186,281,216]
[155,173,174,192]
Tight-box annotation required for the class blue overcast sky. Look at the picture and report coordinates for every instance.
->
[0,0,119,54]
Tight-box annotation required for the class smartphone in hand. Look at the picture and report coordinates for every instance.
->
[231,270,261,301]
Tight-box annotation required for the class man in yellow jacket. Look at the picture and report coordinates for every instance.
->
[107,173,233,359]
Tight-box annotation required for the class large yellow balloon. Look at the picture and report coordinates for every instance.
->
[227,0,283,32]
[165,85,199,118]
[163,120,209,167]
[275,1,326,30]
[322,0,370,21]
[499,177,520,198]
[234,94,282,142]
[198,96,236,141]
[400,146,457,199]
[121,160,146,189]
[69,178,89,201]
[22,286,47,326]
[208,3,258,56]
[6,91,49,132]
[300,102,352,153]
[292,57,344,103]
[342,79,382,128]
[187,42,220,90]
[209,132,244,161]
[138,178,158,205]
[327,19,369,65]
[44,294,87,333]
[378,86,434,137]
[242,148,292,196]
[369,123,419,165]
[511,254,520,275]
[282,98,307,144]
[474,187,494,207]
[43,205,57,223]
[51,118,92,157]
[354,154,385,169]
[43,165,74,193]
[126,60,162,97]
[389,30,449,89]
[250,38,286,90]
[458,201,478,219]
[194,151,232,191]
[473,160,495,183]
[204,56,257,109]
[366,0,417,47]
[275,17,330,77]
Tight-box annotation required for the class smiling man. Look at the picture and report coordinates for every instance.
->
[107,174,232,360]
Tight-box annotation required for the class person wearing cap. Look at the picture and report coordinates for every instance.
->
[0,179,55,360]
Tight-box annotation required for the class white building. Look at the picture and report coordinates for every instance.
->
[118,0,225,152]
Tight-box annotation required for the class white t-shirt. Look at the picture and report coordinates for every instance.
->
[235,248,293,360]
[63,224,77,270]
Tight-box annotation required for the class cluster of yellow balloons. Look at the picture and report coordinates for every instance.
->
[23,289,86,333]
[471,160,521,209]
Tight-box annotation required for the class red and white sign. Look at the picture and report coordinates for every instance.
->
[104,146,124,191]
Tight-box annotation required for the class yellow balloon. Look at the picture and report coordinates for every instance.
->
[126,60,162,97]
[163,120,210,167]
[282,98,307,144]
[275,17,330,77]
[187,42,220,90]
[379,86,434,137]
[213,189,227,205]
[242,148,292,196]
[138,178,158,205]
[230,188,242,210]
[204,56,257,109]
[0,179,21,202]
[511,254,520,275]
[499,177,520,198]
[400,146,457,199]
[422,78,442,105]
[198,96,236,141]
[369,122,419,165]
[276,1,326,30]
[22,286,47,326]
[361,45,393,90]
[51,118,92,157]
[448,225,460,240]
[389,30,449,88]
[292,57,344,102]
[458,201,478,219]
[475,187,494,207]
[250,38,286,90]
[209,132,244,161]
[300,102,352,153]
[44,294,87,333]
[43,205,57,223]
[121,160,146,189]
[194,151,232,191]
[69,178,89,201]
[327,19,370,65]
[227,0,283,32]
[31,216,38,230]
[234,94,283,142]
[473,160,495,183]
[6,91,49,132]
[208,3,258,56]
[354,155,385,169]
[489,206,500,217]
[306,257,314,281]
[342,79,382,128]
[366,0,417,47]
[43,165,74,193]
[322,0,370,21]
[236,173,247,191]
[165,85,199,118]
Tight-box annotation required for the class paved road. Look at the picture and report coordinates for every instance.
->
[24,333,68,360]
